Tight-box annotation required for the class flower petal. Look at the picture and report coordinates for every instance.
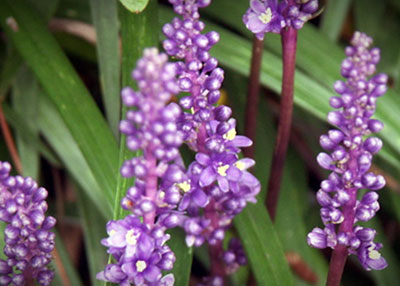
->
[232,135,252,147]
[195,153,211,166]
[199,166,217,187]
[317,153,334,170]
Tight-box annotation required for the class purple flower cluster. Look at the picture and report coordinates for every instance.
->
[0,161,56,285]
[307,32,388,271]
[163,0,260,249]
[243,0,318,39]
[97,48,181,285]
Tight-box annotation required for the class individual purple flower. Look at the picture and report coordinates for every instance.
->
[307,32,388,271]
[0,161,56,285]
[243,0,286,39]
[243,0,319,38]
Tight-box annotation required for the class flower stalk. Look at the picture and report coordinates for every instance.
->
[266,26,297,220]
[244,36,264,159]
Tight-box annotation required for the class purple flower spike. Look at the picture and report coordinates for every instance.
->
[162,0,261,281]
[0,161,56,285]
[307,32,388,271]
[99,48,185,285]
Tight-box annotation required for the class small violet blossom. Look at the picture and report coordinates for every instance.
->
[307,32,388,271]
[243,0,319,39]
[0,161,56,285]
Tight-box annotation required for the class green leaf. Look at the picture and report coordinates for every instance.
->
[89,0,121,138]
[77,186,108,286]
[53,231,83,285]
[166,228,193,286]
[0,0,119,209]
[320,0,352,42]
[12,66,40,178]
[0,47,21,98]
[234,203,294,286]
[2,103,60,167]
[38,94,112,218]
[119,0,150,13]
[276,151,328,286]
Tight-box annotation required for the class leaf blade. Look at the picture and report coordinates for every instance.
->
[0,0,119,208]
[120,0,150,13]
[89,0,121,138]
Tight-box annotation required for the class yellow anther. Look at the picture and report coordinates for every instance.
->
[176,181,191,193]
[235,161,246,171]
[125,230,139,245]
[217,165,229,176]
[190,107,195,114]
[223,129,237,141]
[136,260,147,272]
[368,246,381,260]
[258,8,272,24]
[109,230,116,236]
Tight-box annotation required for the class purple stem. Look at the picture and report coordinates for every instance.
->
[144,148,157,227]
[205,201,226,283]
[244,36,264,159]
[326,149,359,285]
[198,124,226,285]
[266,27,297,221]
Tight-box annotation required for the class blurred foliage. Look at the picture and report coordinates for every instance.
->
[0,0,399,285]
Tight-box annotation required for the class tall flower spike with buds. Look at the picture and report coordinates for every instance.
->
[163,0,260,247]
[307,32,388,271]
[243,0,318,39]
[0,161,56,285]
[97,48,183,286]
[163,0,261,283]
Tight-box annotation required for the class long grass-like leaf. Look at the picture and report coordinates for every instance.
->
[0,0,119,208]
[38,94,112,218]
[77,187,108,286]
[320,0,352,42]
[89,0,121,138]
[234,203,294,286]
[12,67,40,178]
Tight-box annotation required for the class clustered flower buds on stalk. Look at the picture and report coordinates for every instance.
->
[243,0,318,39]
[97,49,180,285]
[0,161,56,285]
[307,32,388,271]
[163,0,260,268]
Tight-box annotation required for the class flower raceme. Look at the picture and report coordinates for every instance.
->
[163,0,260,250]
[243,0,318,39]
[307,32,388,271]
[97,49,180,286]
[0,161,56,285]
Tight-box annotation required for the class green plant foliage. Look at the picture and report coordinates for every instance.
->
[120,0,150,13]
